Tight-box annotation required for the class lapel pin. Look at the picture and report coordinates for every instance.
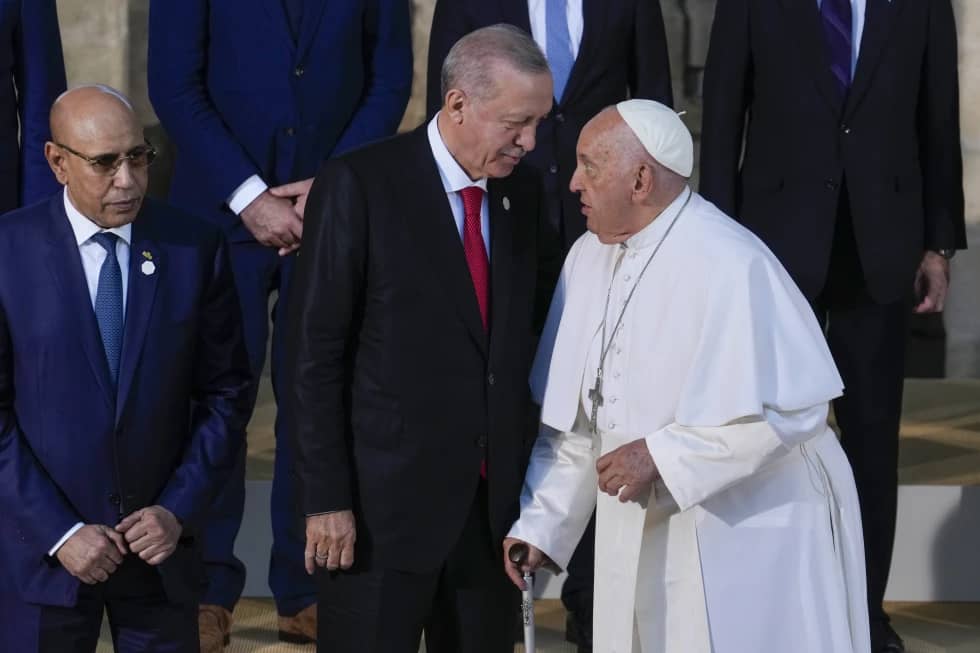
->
[141,260,156,276]
[142,250,153,260]
[502,196,511,211]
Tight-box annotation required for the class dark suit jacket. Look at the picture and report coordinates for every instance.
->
[0,195,252,607]
[0,0,65,213]
[426,0,673,253]
[285,126,546,573]
[148,0,413,241]
[699,0,965,303]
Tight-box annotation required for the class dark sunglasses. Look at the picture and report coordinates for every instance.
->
[55,141,157,176]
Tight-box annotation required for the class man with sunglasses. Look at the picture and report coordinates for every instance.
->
[0,85,251,652]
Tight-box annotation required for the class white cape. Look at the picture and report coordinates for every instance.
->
[509,191,870,653]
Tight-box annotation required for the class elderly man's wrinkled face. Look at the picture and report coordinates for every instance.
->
[46,91,149,229]
[570,114,639,244]
[452,63,554,179]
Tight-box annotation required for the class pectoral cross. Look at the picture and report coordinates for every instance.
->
[588,368,604,434]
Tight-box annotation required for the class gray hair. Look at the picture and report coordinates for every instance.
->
[440,24,550,103]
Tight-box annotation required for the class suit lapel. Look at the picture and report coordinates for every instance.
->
[487,180,514,357]
[297,0,330,63]
[43,199,115,410]
[559,0,605,108]
[405,129,489,356]
[115,213,160,423]
[844,0,902,120]
[261,0,297,52]
[779,0,845,114]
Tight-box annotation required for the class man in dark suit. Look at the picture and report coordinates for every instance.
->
[147,1,413,646]
[699,1,965,651]
[427,0,673,253]
[285,25,553,653]
[0,0,66,213]
[0,86,251,652]
[427,4,673,646]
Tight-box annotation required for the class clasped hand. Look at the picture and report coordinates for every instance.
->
[596,437,659,503]
[56,505,181,585]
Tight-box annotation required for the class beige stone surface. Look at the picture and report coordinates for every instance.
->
[954,0,980,225]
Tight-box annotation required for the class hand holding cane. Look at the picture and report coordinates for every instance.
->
[509,543,536,652]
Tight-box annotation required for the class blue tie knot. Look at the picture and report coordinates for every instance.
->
[91,231,119,256]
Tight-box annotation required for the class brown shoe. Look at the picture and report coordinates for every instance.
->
[278,603,317,644]
[199,604,232,653]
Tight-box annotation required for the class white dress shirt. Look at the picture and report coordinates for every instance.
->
[817,0,866,75]
[50,189,133,556]
[528,0,584,61]
[426,115,491,256]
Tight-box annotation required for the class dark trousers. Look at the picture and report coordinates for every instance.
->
[317,483,518,653]
[560,512,595,645]
[201,241,315,615]
[814,189,908,640]
[35,557,198,653]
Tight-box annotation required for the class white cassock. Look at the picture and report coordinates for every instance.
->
[509,188,871,653]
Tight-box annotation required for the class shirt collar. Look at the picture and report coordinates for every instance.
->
[624,186,691,250]
[63,187,133,247]
[427,114,489,195]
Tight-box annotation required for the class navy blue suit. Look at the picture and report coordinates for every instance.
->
[0,0,66,213]
[148,0,413,614]
[0,195,251,650]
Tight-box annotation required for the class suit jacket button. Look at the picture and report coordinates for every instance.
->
[109,493,121,506]
[476,434,488,448]
[840,123,850,134]
[825,179,838,190]
[285,127,296,137]
[555,112,565,123]
[294,65,305,77]
[549,164,558,174]
[487,372,495,386]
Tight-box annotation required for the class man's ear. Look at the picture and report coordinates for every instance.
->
[632,164,655,200]
[445,89,468,124]
[44,141,69,185]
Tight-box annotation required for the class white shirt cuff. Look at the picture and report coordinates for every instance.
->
[227,175,269,215]
[49,522,85,557]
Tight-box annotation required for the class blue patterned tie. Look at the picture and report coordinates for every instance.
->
[546,0,574,103]
[820,0,853,98]
[92,232,123,386]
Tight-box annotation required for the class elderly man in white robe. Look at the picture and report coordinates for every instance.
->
[503,100,871,653]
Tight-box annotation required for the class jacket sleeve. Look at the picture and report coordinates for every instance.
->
[918,0,965,251]
[629,0,674,107]
[698,0,752,217]
[331,0,413,155]
[14,0,66,205]
[284,159,368,515]
[425,0,472,119]
[157,235,251,526]
[0,298,80,556]
[147,0,263,206]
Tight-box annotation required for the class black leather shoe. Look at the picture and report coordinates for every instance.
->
[875,623,906,653]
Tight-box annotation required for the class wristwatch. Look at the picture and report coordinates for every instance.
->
[937,248,956,260]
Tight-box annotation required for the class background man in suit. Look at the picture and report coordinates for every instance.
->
[0,85,251,652]
[0,0,66,213]
[427,3,673,646]
[699,1,965,651]
[285,25,553,653]
[147,1,413,647]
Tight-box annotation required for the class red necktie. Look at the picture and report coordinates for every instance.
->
[460,186,490,330]
[460,186,490,479]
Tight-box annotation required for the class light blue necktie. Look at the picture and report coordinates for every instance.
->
[92,232,123,386]
[546,0,574,103]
